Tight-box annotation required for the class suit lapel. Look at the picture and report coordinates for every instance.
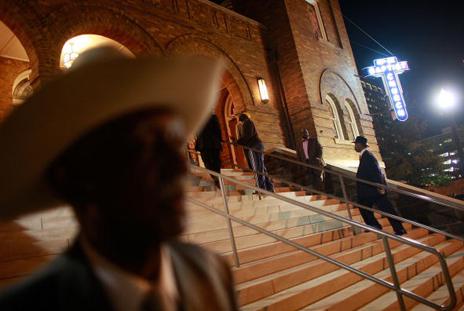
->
[169,242,228,311]
[170,246,197,310]
[58,241,113,311]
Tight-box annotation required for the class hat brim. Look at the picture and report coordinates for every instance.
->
[0,56,223,219]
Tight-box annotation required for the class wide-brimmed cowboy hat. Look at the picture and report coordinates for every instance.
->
[0,45,223,220]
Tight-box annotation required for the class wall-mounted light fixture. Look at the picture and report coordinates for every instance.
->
[257,78,269,103]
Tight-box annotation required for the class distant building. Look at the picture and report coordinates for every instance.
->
[416,127,464,180]
[360,78,396,165]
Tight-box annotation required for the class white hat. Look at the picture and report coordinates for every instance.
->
[0,46,223,219]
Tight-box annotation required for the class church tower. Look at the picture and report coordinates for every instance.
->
[232,0,381,169]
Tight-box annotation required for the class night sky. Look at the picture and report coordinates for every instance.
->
[339,0,464,136]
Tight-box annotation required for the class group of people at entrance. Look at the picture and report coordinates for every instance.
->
[299,130,405,236]
[195,113,274,192]
[196,114,405,236]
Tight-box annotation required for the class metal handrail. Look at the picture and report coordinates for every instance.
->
[188,165,457,310]
[187,148,464,242]
[222,141,464,212]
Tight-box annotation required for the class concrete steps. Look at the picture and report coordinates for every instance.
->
[303,239,463,310]
[359,250,464,311]
[0,206,78,289]
[186,168,464,311]
[410,262,464,310]
[0,166,463,311]
[239,229,435,310]
[234,225,418,286]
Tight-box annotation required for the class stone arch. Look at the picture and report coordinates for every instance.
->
[60,35,134,69]
[320,69,363,142]
[0,3,43,84]
[166,34,254,168]
[166,34,254,111]
[319,69,362,114]
[42,4,164,75]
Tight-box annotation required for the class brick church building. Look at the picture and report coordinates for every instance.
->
[0,0,382,170]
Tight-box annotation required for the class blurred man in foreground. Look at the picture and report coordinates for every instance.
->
[0,46,237,310]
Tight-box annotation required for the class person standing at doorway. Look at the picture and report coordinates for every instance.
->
[354,136,406,235]
[236,113,274,192]
[299,128,323,191]
[195,114,223,188]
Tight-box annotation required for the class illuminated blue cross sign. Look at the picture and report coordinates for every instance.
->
[366,56,410,121]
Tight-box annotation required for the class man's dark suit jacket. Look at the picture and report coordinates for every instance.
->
[299,138,322,165]
[195,115,222,151]
[356,149,386,199]
[0,240,238,311]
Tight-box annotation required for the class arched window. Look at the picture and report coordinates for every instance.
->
[12,70,32,105]
[325,95,344,140]
[60,34,133,69]
[344,100,360,140]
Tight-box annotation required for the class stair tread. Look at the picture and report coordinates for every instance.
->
[240,233,440,309]
[236,228,422,290]
[303,239,462,310]
[411,255,464,310]
[358,249,464,311]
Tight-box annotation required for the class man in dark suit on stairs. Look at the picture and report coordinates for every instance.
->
[299,128,323,191]
[354,136,406,235]
[0,46,237,310]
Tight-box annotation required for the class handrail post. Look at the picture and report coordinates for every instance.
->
[219,174,240,267]
[338,175,353,221]
[382,236,406,311]
[247,148,262,200]
[437,253,457,310]
[338,175,357,235]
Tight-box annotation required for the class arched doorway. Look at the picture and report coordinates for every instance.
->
[0,20,31,118]
[60,34,133,69]
[215,88,247,169]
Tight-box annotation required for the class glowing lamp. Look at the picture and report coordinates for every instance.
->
[436,88,457,111]
[257,78,269,103]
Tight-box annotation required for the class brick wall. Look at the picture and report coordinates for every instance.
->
[0,57,30,120]
[0,0,285,149]
[0,0,379,166]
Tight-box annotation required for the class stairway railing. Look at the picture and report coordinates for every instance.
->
[187,147,464,242]
[188,164,457,311]
[223,141,464,211]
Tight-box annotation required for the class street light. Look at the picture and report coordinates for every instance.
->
[435,88,463,178]
[437,88,457,111]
